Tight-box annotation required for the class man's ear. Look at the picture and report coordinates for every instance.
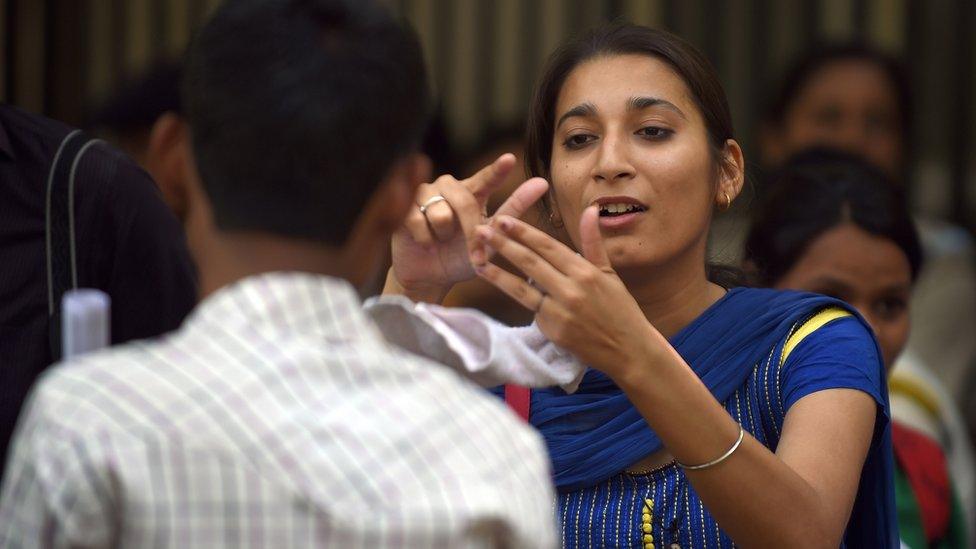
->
[146,112,190,220]
[168,122,216,234]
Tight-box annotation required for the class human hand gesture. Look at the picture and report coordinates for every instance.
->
[389,153,548,302]
[473,206,667,378]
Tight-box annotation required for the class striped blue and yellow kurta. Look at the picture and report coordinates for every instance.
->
[556,309,882,548]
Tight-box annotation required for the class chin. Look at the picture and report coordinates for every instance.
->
[605,245,663,271]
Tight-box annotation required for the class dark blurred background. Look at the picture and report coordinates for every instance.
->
[2,0,974,230]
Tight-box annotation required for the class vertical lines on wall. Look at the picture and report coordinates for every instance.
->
[951,0,973,225]
[0,0,971,228]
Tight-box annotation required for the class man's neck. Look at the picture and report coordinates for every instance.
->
[194,232,357,301]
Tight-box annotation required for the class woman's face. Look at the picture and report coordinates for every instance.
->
[775,59,903,178]
[548,54,724,273]
[775,223,912,370]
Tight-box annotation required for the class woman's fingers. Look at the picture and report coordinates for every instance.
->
[475,262,548,314]
[578,206,612,271]
[463,153,517,203]
[475,225,566,298]
[401,183,444,246]
[494,177,549,219]
[417,177,461,242]
[492,215,585,277]
[437,178,487,264]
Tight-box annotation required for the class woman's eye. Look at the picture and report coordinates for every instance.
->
[637,126,671,139]
[865,112,894,136]
[563,134,595,149]
[876,297,907,319]
[813,106,843,128]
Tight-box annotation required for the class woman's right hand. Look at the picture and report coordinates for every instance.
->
[387,153,549,303]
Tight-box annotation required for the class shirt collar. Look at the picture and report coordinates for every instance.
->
[186,272,383,344]
[0,119,13,159]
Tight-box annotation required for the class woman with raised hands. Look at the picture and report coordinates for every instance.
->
[384,25,896,548]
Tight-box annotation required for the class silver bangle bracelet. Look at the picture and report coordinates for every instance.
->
[677,424,745,471]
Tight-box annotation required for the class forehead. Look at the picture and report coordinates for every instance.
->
[556,54,697,117]
[797,60,898,105]
[797,224,911,286]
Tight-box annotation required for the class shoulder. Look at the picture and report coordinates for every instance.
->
[727,286,839,309]
[779,312,885,410]
[0,104,75,148]
[0,106,140,182]
[23,337,186,440]
[0,105,166,216]
[73,139,164,214]
[357,344,550,464]
[783,311,877,366]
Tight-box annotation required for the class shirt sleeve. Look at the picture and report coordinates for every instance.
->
[780,315,887,413]
[0,382,116,548]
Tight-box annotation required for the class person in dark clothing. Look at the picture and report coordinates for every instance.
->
[86,60,183,169]
[0,103,197,474]
[87,60,191,221]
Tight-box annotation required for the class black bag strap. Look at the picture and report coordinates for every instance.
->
[46,130,103,362]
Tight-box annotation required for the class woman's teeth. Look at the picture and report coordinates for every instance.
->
[599,203,645,216]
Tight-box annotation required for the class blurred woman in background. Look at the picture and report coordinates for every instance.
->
[759,45,976,446]
[746,147,974,548]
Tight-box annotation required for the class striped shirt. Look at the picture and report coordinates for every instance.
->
[0,272,556,548]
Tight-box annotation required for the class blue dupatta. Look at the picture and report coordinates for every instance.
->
[529,287,897,546]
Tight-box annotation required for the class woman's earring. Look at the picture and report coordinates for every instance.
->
[721,191,733,211]
[549,210,564,228]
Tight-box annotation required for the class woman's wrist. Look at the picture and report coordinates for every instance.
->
[610,327,676,392]
[382,268,451,304]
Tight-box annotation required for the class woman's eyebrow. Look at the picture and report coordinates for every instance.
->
[556,102,597,129]
[805,275,850,292]
[629,96,687,120]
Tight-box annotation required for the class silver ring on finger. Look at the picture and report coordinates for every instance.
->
[533,292,547,313]
[419,195,447,215]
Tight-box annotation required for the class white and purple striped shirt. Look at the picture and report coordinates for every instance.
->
[0,272,556,548]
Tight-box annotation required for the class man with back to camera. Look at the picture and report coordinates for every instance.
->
[0,0,556,546]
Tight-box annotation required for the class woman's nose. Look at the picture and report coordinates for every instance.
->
[592,136,635,182]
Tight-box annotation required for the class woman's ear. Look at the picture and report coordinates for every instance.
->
[545,188,565,230]
[716,139,745,210]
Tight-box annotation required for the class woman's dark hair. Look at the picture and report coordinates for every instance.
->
[525,24,734,182]
[766,43,912,146]
[745,147,922,286]
[524,24,742,287]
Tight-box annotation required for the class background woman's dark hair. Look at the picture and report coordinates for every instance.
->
[525,24,734,183]
[765,43,912,150]
[745,147,922,286]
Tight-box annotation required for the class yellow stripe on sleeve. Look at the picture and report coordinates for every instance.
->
[781,307,853,366]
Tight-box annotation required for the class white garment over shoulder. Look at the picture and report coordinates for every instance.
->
[365,295,586,393]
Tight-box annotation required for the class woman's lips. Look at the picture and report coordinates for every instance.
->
[598,210,643,229]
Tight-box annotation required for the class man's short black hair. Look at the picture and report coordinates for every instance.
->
[87,60,182,133]
[183,0,429,245]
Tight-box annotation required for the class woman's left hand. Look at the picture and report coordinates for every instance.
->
[474,206,666,378]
